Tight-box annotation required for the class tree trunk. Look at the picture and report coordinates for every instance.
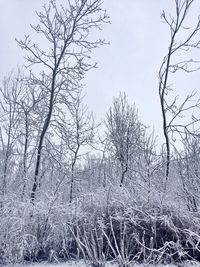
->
[31,70,56,204]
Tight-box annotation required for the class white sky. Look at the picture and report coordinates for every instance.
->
[0,0,200,145]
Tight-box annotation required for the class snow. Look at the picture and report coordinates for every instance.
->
[5,260,200,267]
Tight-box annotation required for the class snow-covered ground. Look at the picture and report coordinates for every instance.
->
[6,260,200,267]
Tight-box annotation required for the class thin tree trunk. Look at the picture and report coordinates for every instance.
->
[120,162,128,186]
[69,145,80,203]
[2,122,12,195]
[31,70,56,204]
[22,113,29,198]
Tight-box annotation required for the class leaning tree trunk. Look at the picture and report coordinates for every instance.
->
[31,71,56,203]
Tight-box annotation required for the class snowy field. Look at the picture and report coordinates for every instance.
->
[6,260,200,267]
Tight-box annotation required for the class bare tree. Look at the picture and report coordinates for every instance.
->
[158,0,200,180]
[136,132,160,203]
[105,93,145,186]
[175,132,200,211]
[55,92,96,203]
[16,0,109,203]
[15,81,43,198]
[0,72,23,195]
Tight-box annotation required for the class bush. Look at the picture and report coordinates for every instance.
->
[1,193,200,266]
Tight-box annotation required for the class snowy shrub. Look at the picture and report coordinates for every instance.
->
[66,198,200,266]
[1,191,200,266]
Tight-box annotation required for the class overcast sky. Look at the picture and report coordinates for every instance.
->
[0,0,200,145]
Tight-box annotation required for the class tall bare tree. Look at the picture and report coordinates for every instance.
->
[16,0,109,203]
[158,0,200,180]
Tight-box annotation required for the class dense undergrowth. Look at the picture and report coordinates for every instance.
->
[1,188,200,267]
